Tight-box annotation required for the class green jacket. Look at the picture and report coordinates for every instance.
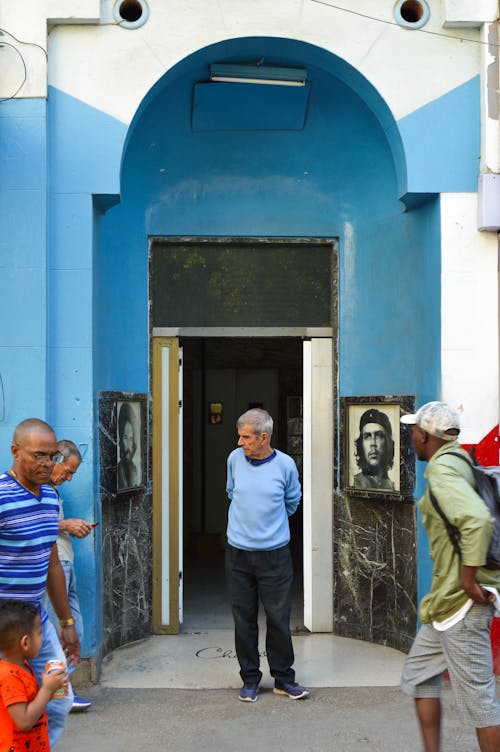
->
[419,441,500,623]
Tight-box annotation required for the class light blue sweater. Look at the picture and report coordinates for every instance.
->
[226,448,302,551]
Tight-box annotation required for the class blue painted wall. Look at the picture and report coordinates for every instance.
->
[0,98,48,460]
[399,76,480,193]
[95,41,446,621]
[43,91,127,657]
[0,97,102,655]
[97,48,442,403]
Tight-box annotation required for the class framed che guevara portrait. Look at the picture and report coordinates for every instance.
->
[340,395,415,500]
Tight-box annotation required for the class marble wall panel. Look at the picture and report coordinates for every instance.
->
[333,493,417,652]
[98,391,152,657]
[333,394,417,652]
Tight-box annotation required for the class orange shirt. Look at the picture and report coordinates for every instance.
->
[0,659,49,751]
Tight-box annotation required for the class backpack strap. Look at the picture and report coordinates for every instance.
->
[428,487,462,559]
[440,450,475,469]
[427,450,473,561]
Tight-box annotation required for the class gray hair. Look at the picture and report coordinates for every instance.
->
[57,439,82,464]
[236,408,273,437]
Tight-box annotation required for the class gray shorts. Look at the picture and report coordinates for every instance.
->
[401,603,500,728]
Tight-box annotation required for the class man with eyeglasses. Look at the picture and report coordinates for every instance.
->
[43,439,94,712]
[0,418,81,748]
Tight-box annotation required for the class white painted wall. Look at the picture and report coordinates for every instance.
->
[441,193,499,443]
[0,0,488,124]
[0,0,100,99]
[48,1,482,124]
[204,368,278,536]
[480,21,500,173]
[303,338,333,632]
[443,0,498,27]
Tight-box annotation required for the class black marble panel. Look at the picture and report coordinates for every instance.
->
[333,394,417,652]
[333,492,417,652]
[98,391,152,657]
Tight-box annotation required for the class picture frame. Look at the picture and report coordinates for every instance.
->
[340,395,415,500]
[208,401,223,424]
[116,397,146,493]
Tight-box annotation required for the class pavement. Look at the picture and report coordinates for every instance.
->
[56,632,481,752]
[59,685,477,752]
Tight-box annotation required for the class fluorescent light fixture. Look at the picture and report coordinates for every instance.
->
[209,63,307,87]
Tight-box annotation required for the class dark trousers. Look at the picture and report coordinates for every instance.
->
[225,543,295,685]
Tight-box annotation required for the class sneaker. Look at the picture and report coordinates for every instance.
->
[238,683,259,702]
[273,682,309,700]
[71,694,92,712]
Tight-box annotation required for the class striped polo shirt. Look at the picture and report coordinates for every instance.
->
[0,471,59,605]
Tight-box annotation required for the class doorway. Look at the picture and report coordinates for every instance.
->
[151,333,334,635]
[181,337,304,632]
[150,236,337,635]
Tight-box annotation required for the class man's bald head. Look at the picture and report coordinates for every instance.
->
[13,418,56,446]
[11,418,58,494]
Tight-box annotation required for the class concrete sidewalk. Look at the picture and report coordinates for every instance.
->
[57,632,482,751]
[59,685,477,752]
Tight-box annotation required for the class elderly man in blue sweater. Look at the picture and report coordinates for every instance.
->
[225,408,309,703]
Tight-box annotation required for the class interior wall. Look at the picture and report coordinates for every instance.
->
[203,368,237,537]
[204,368,278,536]
[182,338,301,550]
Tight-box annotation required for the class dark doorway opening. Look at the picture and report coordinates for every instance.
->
[181,337,304,631]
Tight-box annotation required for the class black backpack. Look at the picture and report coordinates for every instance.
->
[428,451,500,570]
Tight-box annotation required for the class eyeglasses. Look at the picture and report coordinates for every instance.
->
[17,447,65,465]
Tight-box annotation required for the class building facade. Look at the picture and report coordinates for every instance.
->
[1,0,499,674]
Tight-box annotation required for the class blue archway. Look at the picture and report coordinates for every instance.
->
[95,36,441,651]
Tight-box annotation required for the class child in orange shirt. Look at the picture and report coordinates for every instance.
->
[0,600,68,751]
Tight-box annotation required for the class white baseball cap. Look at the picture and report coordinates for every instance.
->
[400,401,460,440]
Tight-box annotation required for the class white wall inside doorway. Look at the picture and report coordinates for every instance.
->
[203,368,278,535]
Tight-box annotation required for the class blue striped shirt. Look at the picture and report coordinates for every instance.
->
[0,472,59,604]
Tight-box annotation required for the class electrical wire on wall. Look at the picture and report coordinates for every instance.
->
[0,27,47,104]
[0,42,27,102]
[0,3,497,104]
[0,28,47,59]
[0,18,134,103]
[309,1,500,48]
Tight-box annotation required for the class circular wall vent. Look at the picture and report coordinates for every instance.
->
[113,0,149,29]
[393,0,430,29]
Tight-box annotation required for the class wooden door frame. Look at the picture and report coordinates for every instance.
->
[152,336,180,633]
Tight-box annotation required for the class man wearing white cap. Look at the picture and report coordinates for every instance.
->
[400,401,500,752]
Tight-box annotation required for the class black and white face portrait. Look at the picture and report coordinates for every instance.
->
[348,405,400,492]
[117,400,142,491]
